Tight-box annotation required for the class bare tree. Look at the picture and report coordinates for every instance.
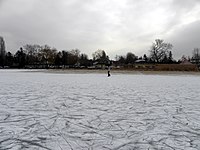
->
[92,49,110,67]
[125,52,137,64]
[92,49,107,61]
[68,49,80,66]
[38,45,57,65]
[24,44,41,56]
[192,48,200,64]
[149,39,173,63]
[23,44,41,64]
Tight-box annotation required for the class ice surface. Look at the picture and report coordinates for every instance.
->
[0,70,200,149]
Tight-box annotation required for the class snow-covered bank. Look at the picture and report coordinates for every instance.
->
[0,70,200,149]
[21,69,200,76]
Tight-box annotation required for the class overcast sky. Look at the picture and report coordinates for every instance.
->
[0,0,200,59]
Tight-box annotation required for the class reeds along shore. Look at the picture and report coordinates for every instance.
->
[118,64,199,71]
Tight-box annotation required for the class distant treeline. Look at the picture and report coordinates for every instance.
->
[0,37,200,69]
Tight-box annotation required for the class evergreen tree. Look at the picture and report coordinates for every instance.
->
[0,36,6,67]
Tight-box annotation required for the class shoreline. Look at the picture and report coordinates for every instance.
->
[34,69,200,76]
[1,69,200,75]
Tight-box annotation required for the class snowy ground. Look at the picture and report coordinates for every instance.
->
[0,70,200,150]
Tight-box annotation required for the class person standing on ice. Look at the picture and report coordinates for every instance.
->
[108,66,111,77]
[107,60,112,77]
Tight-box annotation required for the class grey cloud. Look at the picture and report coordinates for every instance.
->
[1,0,113,52]
[166,20,200,59]
[0,0,4,6]
[167,0,200,25]
[0,0,200,59]
[171,0,200,10]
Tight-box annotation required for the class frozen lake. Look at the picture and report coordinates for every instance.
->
[0,70,200,150]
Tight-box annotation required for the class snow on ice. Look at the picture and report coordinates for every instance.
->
[0,70,200,149]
